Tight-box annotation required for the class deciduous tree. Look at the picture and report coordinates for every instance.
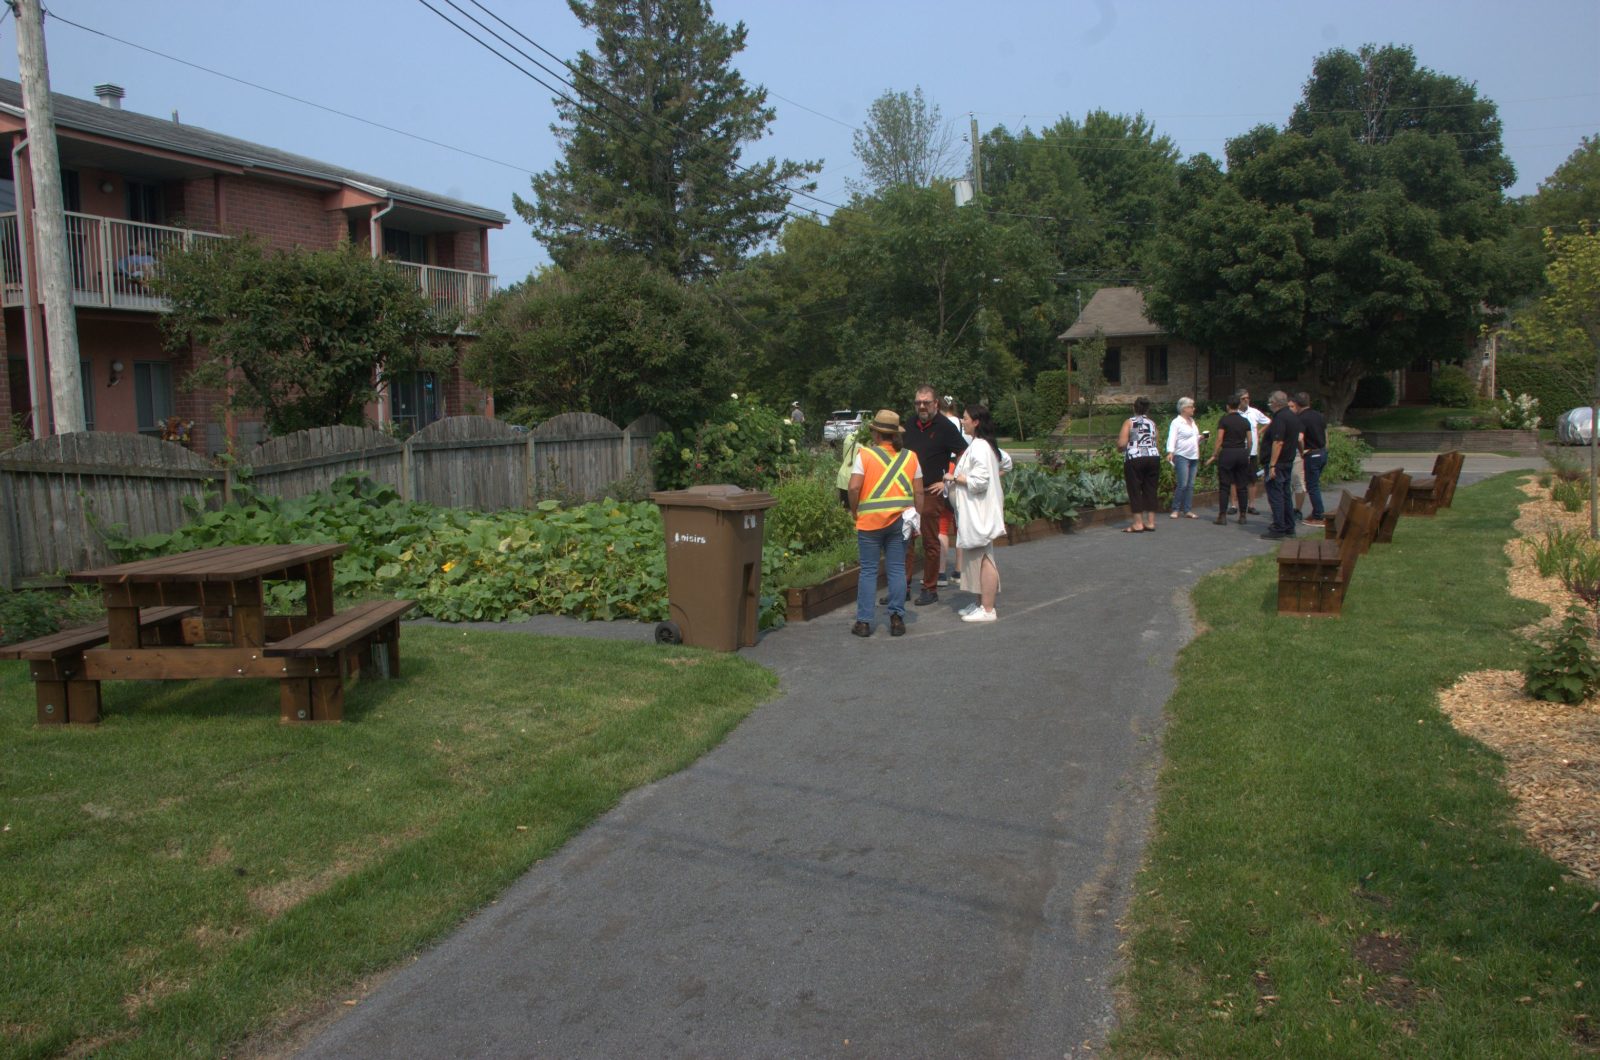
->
[155,239,449,435]
[850,87,960,191]
[465,253,736,426]
[1148,45,1516,422]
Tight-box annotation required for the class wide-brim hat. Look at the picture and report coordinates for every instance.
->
[869,409,904,435]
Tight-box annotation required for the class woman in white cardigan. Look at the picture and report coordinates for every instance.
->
[943,403,1006,623]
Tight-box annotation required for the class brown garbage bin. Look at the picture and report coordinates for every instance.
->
[650,484,777,651]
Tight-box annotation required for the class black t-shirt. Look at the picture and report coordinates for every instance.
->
[1298,408,1327,452]
[1265,407,1301,466]
[1217,411,1250,450]
[902,412,968,477]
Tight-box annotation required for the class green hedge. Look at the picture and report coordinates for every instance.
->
[1497,355,1591,419]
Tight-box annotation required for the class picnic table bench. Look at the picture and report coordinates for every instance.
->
[1404,450,1465,516]
[1279,498,1374,616]
[0,604,196,724]
[0,544,414,726]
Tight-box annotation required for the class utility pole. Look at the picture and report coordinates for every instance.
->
[969,115,982,197]
[12,0,84,434]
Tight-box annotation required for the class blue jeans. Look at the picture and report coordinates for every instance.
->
[1265,464,1295,533]
[856,516,906,624]
[1171,455,1198,513]
[1303,450,1327,519]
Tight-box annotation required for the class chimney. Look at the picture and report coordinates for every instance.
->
[93,83,125,109]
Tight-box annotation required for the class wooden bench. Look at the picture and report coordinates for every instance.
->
[1404,450,1465,516]
[1374,470,1412,544]
[263,599,415,722]
[1279,499,1374,616]
[0,605,196,724]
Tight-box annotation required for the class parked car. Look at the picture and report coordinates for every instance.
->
[822,409,861,443]
[1557,407,1594,445]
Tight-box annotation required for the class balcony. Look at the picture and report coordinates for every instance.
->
[0,214,494,326]
[0,211,230,312]
[389,260,495,328]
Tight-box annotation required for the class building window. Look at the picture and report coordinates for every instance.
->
[391,371,439,435]
[1145,345,1168,385]
[1104,346,1122,384]
[80,359,94,431]
[383,227,429,265]
[126,180,164,224]
[7,356,30,431]
[133,361,174,436]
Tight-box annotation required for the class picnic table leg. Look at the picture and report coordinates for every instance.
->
[280,678,312,723]
[33,675,67,725]
[306,558,336,622]
[105,605,141,650]
[66,680,102,724]
[310,676,344,722]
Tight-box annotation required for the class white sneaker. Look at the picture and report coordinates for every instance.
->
[958,602,980,616]
[961,607,997,623]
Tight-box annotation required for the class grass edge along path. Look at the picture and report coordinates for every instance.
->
[0,627,777,1059]
[1110,472,1598,1057]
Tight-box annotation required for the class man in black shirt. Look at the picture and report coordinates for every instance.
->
[1262,390,1301,539]
[902,384,968,605]
[1291,392,1329,525]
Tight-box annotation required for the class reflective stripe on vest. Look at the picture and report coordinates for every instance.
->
[858,445,914,513]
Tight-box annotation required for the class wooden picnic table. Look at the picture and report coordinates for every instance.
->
[41,543,414,724]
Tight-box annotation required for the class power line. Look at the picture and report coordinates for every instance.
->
[456,0,841,217]
[44,10,542,176]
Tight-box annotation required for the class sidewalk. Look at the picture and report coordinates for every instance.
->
[298,462,1532,1057]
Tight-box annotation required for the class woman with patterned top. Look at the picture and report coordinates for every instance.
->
[1117,397,1162,533]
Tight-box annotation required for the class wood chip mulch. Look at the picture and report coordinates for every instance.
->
[1434,475,1600,887]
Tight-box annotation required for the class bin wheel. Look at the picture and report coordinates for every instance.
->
[655,621,683,645]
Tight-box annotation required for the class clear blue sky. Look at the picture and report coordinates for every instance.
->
[7,0,1596,284]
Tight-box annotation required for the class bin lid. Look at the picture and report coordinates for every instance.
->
[650,484,777,511]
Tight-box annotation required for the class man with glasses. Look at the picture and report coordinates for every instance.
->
[902,384,968,606]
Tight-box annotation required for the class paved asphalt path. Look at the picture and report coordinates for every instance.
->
[299,457,1538,1059]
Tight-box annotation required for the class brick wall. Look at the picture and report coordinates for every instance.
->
[220,179,344,251]
[176,178,219,231]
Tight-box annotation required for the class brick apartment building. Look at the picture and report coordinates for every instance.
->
[0,78,506,453]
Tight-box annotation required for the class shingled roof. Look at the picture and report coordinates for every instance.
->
[0,78,506,226]
[1059,286,1165,341]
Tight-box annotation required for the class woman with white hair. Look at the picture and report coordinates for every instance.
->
[1165,397,1203,519]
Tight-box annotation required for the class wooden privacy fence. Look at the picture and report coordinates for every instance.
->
[0,413,665,587]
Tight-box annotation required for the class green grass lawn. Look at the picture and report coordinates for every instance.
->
[0,626,776,1058]
[1343,405,1466,431]
[1112,473,1598,1057]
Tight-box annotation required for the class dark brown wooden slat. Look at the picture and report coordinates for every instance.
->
[70,543,347,584]
[0,605,197,661]
[264,600,415,658]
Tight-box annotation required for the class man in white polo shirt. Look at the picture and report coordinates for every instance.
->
[1235,388,1271,516]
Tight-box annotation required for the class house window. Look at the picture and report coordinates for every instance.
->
[383,227,429,265]
[133,361,174,436]
[1145,345,1168,385]
[80,359,94,431]
[126,180,164,224]
[391,371,439,435]
[1104,346,1122,384]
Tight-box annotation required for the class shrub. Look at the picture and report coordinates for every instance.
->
[1351,374,1396,409]
[1032,370,1073,437]
[651,394,806,491]
[1323,428,1372,486]
[1524,606,1600,704]
[1552,477,1589,513]
[1531,527,1587,578]
[0,587,102,646]
[1496,390,1542,430]
[1545,448,1588,482]
[1431,365,1478,407]
[1497,354,1589,424]
[768,475,853,554]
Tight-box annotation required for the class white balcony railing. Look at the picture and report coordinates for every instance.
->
[0,214,495,325]
[389,260,495,325]
[0,211,229,312]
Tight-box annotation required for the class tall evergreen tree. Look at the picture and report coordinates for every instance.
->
[516,0,819,280]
